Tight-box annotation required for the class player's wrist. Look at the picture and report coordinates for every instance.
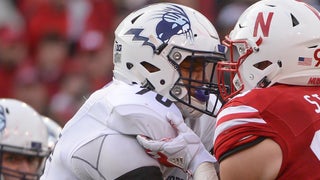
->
[193,162,219,180]
[188,146,217,174]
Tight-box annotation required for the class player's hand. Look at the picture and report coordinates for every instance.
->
[136,112,216,175]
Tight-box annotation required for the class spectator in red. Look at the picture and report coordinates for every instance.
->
[12,64,49,115]
[85,0,117,36]
[24,0,68,55]
[49,60,90,126]
[21,0,117,55]
[75,30,113,92]
[0,26,28,98]
[32,32,70,99]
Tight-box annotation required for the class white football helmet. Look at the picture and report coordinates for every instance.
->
[217,0,320,100]
[113,3,226,117]
[0,98,49,179]
[41,116,61,151]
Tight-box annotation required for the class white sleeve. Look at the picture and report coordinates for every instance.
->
[107,104,178,140]
[105,81,183,140]
[71,134,161,180]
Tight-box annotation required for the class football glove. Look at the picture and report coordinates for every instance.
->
[136,112,216,175]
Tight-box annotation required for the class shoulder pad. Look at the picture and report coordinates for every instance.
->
[106,80,182,140]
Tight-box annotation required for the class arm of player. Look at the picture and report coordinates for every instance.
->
[136,112,218,179]
[218,138,282,179]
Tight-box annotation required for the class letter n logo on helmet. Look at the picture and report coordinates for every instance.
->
[253,12,274,37]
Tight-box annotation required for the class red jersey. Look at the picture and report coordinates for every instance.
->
[214,84,320,179]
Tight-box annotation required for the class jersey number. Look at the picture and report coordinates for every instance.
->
[136,88,173,107]
[311,130,320,161]
[304,94,320,113]
[304,94,320,160]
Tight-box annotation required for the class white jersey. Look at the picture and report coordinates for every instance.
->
[41,79,218,180]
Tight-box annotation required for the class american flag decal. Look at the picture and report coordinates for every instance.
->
[298,57,312,66]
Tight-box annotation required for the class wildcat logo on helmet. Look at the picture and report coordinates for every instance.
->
[125,4,193,51]
[155,4,193,43]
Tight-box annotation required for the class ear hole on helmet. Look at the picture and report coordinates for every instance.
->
[126,62,134,70]
[253,60,272,70]
[291,14,300,27]
[141,61,160,73]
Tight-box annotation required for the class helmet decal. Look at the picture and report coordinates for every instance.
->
[253,12,274,37]
[124,4,193,52]
[31,141,42,151]
[298,56,313,66]
[125,28,156,51]
[155,4,193,43]
[315,48,320,67]
[0,105,6,132]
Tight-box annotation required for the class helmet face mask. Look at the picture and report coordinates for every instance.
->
[217,0,320,101]
[0,151,44,180]
[167,46,225,117]
[217,36,259,100]
[113,3,226,117]
[0,99,49,180]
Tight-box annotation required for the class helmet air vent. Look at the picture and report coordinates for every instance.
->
[141,61,160,73]
[309,45,318,48]
[131,13,144,24]
[290,14,299,27]
[266,4,276,7]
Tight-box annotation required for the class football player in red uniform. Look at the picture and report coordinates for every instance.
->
[214,0,320,179]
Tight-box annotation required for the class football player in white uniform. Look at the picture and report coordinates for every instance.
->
[41,3,225,180]
[0,98,49,180]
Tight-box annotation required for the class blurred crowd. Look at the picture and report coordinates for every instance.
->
[0,0,319,126]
